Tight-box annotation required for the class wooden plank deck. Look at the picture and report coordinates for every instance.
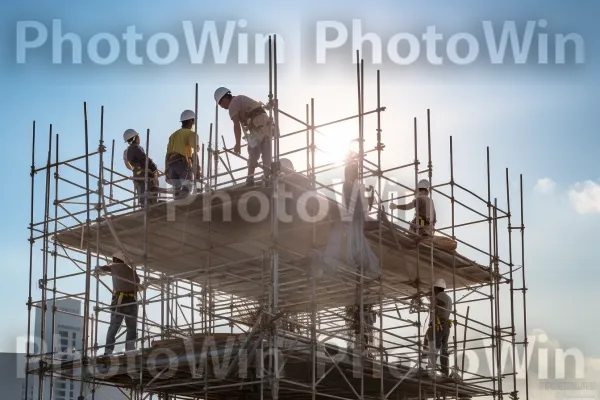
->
[55,332,491,399]
[53,174,494,312]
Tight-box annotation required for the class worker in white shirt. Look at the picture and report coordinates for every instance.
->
[215,87,272,186]
[390,179,436,237]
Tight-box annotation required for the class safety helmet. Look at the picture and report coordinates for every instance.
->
[112,250,124,260]
[417,179,430,190]
[433,278,446,289]
[214,87,231,103]
[123,129,138,143]
[280,158,294,173]
[180,110,196,122]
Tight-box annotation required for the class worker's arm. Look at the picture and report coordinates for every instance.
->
[131,146,158,172]
[95,264,113,275]
[390,199,415,211]
[232,117,242,153]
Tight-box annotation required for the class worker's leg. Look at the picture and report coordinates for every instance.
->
[260,129,272,181]
[440,323,450,377]
[104,295,125,355]
[426,326,438,370]
[246,144,261,186]
[123,297,138,351]
[134,181,145,206]
[170,160,191,198]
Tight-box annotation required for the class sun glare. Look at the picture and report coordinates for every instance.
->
[314,128,354,165]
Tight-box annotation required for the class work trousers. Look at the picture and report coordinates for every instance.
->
[134,174,158,206]
[168,159,192,199]
[104,294,138,355]
[247,134,272,186]
[425,320,450,376]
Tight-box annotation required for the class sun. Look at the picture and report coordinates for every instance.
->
[314,127,354,166]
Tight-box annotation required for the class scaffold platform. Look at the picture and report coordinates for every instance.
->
[56,332,492,399]
[52,174,493,312]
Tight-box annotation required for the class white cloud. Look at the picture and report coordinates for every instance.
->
[534,177,556,194]
[568,180,600,214]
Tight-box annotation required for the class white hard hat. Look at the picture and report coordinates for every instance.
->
[280,158,294,173]
[433,278,446,289]
[180,110,196,122]
[112,250,124,260]
[214,87,231,103]
[123,129,138,143]
[417,179,430,190]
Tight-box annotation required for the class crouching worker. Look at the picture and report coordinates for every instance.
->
[422,278,453,377]
[215,87,272,186]
[165,110,202,199]
[123,129,159,206]
[390,179,436,237]
[95,252,144,355]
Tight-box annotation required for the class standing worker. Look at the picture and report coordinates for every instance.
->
[165,110,202,198]
[95,252,144,355]
[214,87,273,186]
[390,179,436,237]
[422,278,453,377]
[123,129,159,206]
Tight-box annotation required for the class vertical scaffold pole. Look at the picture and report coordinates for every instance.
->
[519,175,529,400]
[139,128,151,397]
[270,33,281,400]
[486,147,498,398]
[376,69,385,400]
[413,116,422,399]
[38,124,52,400]
[79,102,92,400]
[92,106,105,400]
[49,132,60,400]
[450,136,459,399]
[25,121,36,400]
[426,109,437,397]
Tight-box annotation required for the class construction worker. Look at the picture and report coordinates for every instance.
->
[123,129,159,206]
[422,278,453,377]
[95,252,143,355]
[165,110,202,198]
[342,151,374,212]
[390,179,436,236]
[214,87,272,186]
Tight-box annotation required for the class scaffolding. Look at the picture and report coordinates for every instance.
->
[25,37,529,400]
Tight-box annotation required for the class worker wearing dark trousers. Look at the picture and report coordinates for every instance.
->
[105,291,138,354]
[425,317,451,376]
[166,154,192,198]
[422,278,453,377]
[165,110,201,199]
[123,129,159,206]
[96,252,142,355]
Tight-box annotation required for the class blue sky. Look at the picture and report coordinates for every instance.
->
[1,0,599,396]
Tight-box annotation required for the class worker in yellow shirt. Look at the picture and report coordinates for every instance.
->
[165,110,202,198]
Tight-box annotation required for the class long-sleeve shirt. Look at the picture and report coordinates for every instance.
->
[123,144,157,172]
[99,262,141,293]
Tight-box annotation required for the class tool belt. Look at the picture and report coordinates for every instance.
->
[242,107,267,131]
[113,290,137,305]
[431,316,454,332]
[413,216,431,227]
[242,107,269,144]
[166,152,192,167]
